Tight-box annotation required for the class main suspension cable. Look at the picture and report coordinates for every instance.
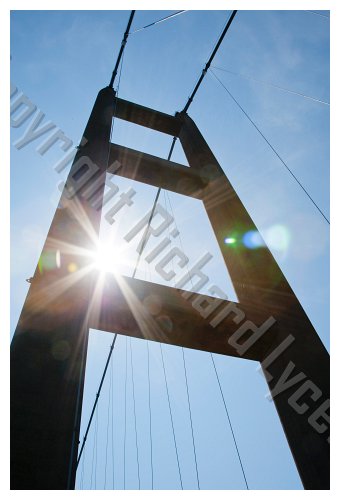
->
[79,443,86,489]
[109,10,135,88]
[76,39,127,474]
[182,10,237,113]
[132,10,238,277]
[104,352,113,489]
[76,334,118,468]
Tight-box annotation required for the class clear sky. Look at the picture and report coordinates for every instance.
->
[10,9,329,489]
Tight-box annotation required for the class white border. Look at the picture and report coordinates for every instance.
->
[1,1,337,498]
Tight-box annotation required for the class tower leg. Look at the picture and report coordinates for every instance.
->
[178,112,330,489]
[11,87,115,489]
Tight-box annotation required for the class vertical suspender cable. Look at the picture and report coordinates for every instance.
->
[90,406,99,489]
[110,352,115,489]
[130,338,141,488]
[123,336,128,489]
[94,405,99,489]
[132,137,177,278]
[182,349,200,489]
[160,344,183,489]
[146,341,154,489]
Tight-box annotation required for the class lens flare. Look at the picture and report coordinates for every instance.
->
[242,230,265,249]
[224,237,236,245]
[38,250,61,274]
[67,262,78,273]
[265,224,291,253]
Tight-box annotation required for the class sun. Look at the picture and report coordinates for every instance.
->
[93,244,124,275]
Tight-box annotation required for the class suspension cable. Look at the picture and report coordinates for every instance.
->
[158,205,198,488]
[305,10,330,19]
[210,354,249,489]
[123,336,128,489]
[131,10,187,34]
[132,11,237,277]
[104,352,113,489]
[130,338,141,489]
[94,405,99,489]
[182,10,237,113]
[182,348,200,489]
[132,136,177,278]
[160,343,183,489]
[110,352,115,489]
[77,7,328,491]
[90,405,99,489]
[79,444,86,489]
[109,10,135,88]
[146,341,154,489]
[76,46,126,474]
[210,68,330,225]
[163,190,194,289]
[76,334,118,468]
[67,325,91,488]
[211,66,330,106]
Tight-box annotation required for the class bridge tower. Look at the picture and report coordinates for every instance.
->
[11,87,330,490]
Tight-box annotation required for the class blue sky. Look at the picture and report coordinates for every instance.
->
[10,10,329,489]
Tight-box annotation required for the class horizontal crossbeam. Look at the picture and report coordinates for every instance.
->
[108,143,207,198]
[113,97,182,136]
[90,273,274,362]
